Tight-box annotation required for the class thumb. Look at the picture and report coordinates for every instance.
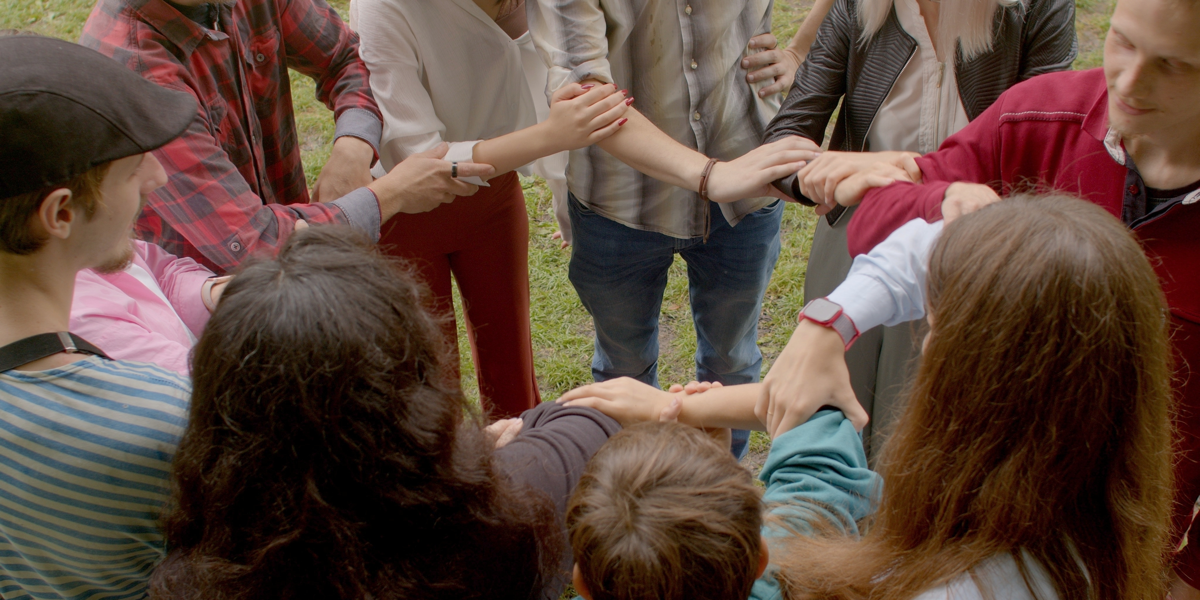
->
[412,142,449,159]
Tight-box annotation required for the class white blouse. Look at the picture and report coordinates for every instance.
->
[350,0,568,198]
[865,0,970,154]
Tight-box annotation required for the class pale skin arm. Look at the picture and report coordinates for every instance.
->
[579,79,821,202]
[471,83,630,177]
[558,377,766,432]
[785,0,837,66]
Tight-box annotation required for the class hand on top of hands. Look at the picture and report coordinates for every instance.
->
[741,33,802,97]
[942,182,1002,223]
[705,136,822,203]
[556,378,724,427]
[795,149,922,210]
[758,320,868,438]
[312,135,376,203]
[544,82,630,153]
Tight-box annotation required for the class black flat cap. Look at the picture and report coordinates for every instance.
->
[0,36,196,199]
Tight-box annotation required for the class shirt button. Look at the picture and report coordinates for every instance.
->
[229,241,243,252]
[692,111,702,121]
[256,53,266,63]
[690,59,698,70]
[685,4,692,14]
[1128,184,1139,195]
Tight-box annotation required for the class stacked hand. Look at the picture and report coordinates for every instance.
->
[741,33,803,97]
[942,182,1002,222]
[757,320,868,438]
[542,82,630,153]
[558,377,679,426]
[312,136,376,203]
[794,149,922,210]
[705,136,823,203]
[368,143,494,221]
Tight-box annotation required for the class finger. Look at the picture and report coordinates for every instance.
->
[551,231,563,240]
[742,49,782,73]
[770,136,823,153]
[560,241,570,249]
[843,396,870,432]
[709,381,723,388]
[295,220,309,231]
[757,78,789,96]
[573,82,620,106]
[668,384,685,393]
[773,408,811,439]
[453,161,496,179]
[550,82,588,102]
[746,32,778,50]
[759,161,814,184]
[746,61,786,83]
[586,96,631,131]
[901,156,923,182]
[658,396,683,422]
[585,114,629,144]
[448,181,480,197]
[813,202,833,216]
[560,397,604,411]
[559,383,601,403]
[411,142,449,160]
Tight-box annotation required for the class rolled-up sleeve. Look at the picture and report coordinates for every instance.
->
[527,0,614,94]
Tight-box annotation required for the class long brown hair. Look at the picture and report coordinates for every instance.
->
[149,228,562,600]
[778,195,1174,600]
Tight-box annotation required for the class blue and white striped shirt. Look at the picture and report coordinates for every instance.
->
[0,356,189,600]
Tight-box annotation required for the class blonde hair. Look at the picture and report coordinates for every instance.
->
[857,0,1024,61]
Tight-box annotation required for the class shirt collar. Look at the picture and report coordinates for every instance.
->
[1109,130,1200,207]
[134,0,228,57]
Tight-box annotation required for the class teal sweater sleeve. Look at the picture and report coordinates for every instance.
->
[750,410,882,600]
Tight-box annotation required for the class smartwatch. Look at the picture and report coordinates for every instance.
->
[799,298,859,349]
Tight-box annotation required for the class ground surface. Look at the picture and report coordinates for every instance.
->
[2,0,1110,471]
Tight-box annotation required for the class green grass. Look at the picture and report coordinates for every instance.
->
[5,0,1111,445]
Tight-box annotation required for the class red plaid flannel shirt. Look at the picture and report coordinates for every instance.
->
[81,0,381,272]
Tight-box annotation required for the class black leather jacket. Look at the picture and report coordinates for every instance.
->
[766,0,1077,207]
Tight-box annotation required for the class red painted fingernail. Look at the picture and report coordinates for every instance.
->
[620,89,628,95]
[618,118,628,126]
[581,84,595,90]
[625,97,634,105]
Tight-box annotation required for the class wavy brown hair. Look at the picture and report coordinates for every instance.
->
[778,195,1174,599]
[149,227,561,600]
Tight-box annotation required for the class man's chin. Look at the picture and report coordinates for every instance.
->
[93,244,135,275]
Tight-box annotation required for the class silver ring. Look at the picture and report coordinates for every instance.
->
[451,161,458,179]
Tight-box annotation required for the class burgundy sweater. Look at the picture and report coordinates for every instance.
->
[847,67,1200,582]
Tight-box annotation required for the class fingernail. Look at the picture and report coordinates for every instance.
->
[742,58,750,66]
[581,84,595,90]
[620,89,628,95]
[624,97,634,105]
[618,118,628,126]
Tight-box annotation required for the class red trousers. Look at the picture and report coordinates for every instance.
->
[380,171,540,419]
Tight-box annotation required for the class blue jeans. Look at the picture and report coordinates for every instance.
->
[567,193,784,459]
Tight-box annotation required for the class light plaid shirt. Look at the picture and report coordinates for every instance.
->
[528,0,781,238]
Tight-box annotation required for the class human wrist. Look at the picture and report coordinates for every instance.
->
[332,135,375,167]
[797,301,858,350]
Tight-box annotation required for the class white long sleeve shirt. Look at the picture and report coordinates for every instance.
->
[827,218,944,335]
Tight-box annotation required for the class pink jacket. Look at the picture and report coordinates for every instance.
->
[70,240,214,376]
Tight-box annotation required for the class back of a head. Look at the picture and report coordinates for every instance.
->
[155,227,558,600]
[883,196,1172,598]
[778,196,1172,600]
[568,422,764,600]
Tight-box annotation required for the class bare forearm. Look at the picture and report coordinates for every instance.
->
[677,384,766,431]
[593,105,709,192]
[472,123,558,177]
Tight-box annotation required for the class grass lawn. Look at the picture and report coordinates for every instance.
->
[4,0,1110,463]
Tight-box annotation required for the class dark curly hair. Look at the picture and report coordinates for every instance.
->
[149,227,562,600]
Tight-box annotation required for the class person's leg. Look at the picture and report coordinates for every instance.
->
[378,213,458,387]
[449,173,541,419]
[803,205,884,457]
[682,200,784,459]
[567,193,675,386]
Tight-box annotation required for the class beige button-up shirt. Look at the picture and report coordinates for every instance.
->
[528,0,781,238]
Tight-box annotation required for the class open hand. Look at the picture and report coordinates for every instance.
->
[543,82,630,153]
[826,161,915,213]
[557,377,677,426]
[741,33,802,97]
[705,137,822,202]
[942,182,1002,223]
[758,320,867,438]
[484,418,523,449]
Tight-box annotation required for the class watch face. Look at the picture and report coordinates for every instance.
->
[804,298,842,323]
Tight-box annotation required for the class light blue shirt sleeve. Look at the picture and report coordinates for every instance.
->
[827,219,944,336]
[749,410,883,600]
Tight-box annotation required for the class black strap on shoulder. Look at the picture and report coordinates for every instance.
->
[0,332,109,373]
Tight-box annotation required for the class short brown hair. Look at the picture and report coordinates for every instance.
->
[568,422,764,600]
[0,162,110,255]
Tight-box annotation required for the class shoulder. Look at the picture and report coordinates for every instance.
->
[73,357,193,406]
[992,69,1104,122]
[913,553,1061,600]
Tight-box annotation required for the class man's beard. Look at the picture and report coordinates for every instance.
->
[94,238,136,275]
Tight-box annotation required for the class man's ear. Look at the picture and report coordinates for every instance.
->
[572,563,592,600]
[756,535,770,579]
[36,188,78,241]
